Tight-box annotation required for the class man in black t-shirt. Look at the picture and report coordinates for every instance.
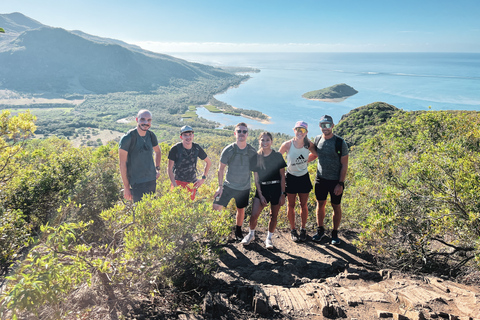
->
[167,125,211,200]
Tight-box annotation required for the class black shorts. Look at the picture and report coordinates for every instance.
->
[131,180,156,203]
[314,177,343,205]
[214,185,250,209]
[285,172,312,194]
[255,183,282,205]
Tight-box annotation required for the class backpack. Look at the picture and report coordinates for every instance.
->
[314,134,344,160]
[172,142,200,174]
[125,128,153,154]
[226,143,255,165]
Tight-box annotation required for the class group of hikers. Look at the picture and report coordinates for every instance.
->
[118,109,348,250]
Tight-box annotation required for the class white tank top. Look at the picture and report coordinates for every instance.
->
[286,140,310,177]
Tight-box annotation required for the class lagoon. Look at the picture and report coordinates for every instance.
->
[171,52,480,136]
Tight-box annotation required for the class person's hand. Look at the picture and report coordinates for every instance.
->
[258,194,266,206]
[334,184,343,196]
[123,188,133,201]
[194,178,205,189]
[279,193,286,206]
[214,187,223,200]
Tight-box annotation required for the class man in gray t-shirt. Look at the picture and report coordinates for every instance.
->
[309,115,349,245]
[213,122,257,241]
[119,109,162,203]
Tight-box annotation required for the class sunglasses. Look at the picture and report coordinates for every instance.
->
[320,123,333,128]
[236,130,248,134]
[295,127,307,133]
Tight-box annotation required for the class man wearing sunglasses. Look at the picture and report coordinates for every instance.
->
[213,122,257,241]
[309,115,349,244]
[119,109,162,203]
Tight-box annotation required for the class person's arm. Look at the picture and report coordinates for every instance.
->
[307,141,318,162]
[153,145,162,179]
[167,159,177,187]
[118,149,132,201]
[194,156,212,188]
[278,140,291,155]
[253,171,267,206]
[334,155,349,196]
[279,167,286,206]
[214,162,227,199]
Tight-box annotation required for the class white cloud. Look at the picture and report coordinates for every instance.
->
[131,41,369,53]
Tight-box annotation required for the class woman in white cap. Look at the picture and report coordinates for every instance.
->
[278,121,316,242]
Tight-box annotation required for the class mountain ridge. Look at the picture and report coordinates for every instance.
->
[0,13,241,95]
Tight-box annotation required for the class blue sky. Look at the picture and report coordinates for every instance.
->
[2,0,480,52]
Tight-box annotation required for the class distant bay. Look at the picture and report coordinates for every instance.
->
[171,52,480,136]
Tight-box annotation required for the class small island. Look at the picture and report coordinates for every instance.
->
[303,83,358,102]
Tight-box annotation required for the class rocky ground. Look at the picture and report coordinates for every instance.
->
[187,229,479,320]
[119,228,480,320]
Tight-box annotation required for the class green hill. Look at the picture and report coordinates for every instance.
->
[334,101,402,146]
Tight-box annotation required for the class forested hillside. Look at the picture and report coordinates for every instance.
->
[0,108,479,319]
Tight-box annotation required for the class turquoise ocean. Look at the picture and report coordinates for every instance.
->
[171,52,480,137]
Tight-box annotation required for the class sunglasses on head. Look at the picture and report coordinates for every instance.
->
[320,123,333,128]
[236,130,248,134]
[295,127,306,133]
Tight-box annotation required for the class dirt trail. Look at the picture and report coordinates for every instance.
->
[200,229,480,320]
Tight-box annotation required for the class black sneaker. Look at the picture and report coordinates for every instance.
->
[290,229,300,242]
[299,229,307,242]
[235,228,243,241]
[312,227,325,242]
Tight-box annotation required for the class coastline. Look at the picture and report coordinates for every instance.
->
[304,97,349,103]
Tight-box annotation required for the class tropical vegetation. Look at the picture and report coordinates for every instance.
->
[0,106,479,319]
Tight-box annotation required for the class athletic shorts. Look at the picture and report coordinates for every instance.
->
[314,177,343,205]
[285,172,312,194]
[214,185,250,209]
[255,183,282,205]
[131,180,156,203]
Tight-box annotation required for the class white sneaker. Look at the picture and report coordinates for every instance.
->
[265,238,274,250]
[241,233,255,246]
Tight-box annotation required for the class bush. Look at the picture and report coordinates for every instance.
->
[345,111,480,275]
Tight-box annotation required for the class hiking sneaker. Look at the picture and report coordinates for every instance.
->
[265,238,274,250]
[331,230,340,245]
[331,237,341,245]
[235,229,243,242]
[290,229,300,242]
[241,233,255,246]
[312,228,325,242]
[299,229,307,242]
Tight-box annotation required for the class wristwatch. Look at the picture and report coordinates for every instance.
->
[338,181,345,187]
[202,175,207,179]
[155,166,160,171]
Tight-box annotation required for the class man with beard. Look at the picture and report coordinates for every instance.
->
[213,122,257,241]
[309,115,349,245]
[167,125,211,200]
[119,109,162,202]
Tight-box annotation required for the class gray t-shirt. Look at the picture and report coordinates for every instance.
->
[314,135,349,180]
[119,129,159,185]
[220,143,257,190]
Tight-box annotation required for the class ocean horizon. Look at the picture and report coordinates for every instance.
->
[171,52,480,136]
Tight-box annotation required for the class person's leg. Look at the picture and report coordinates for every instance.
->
[249,197,265,230]
[298,193,309,229]
[316,199,328,227]
[287,193,297,230]
[332,203,342,231]
[268,204,280,233]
